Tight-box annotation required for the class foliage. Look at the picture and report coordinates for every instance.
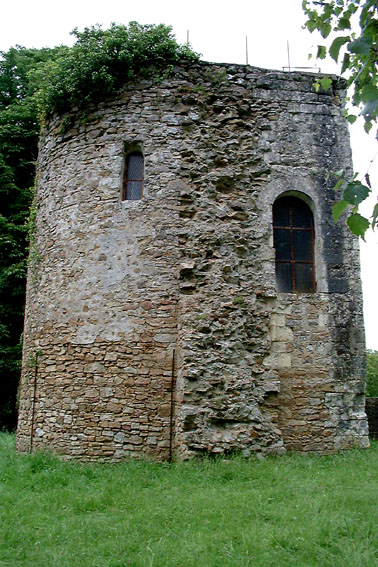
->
[0,47,58,429]
[330,168,376,235]
[1,432,377,567]
[366,349,378,396]
[302,0,378,239]
[0,157,31,429]
[32,22,200,119]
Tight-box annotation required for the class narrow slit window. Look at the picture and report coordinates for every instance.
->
[273,196,316,293]
[123,151,144,200]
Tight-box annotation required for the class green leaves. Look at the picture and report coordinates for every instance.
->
[372,202,378,229]
[320,21,333,38]
[329,36,350,62]
[341,52,351,73]
[313,76,333,93]
[303,1,378,237]
[320,76,333,91]
[303,0,378,132]
[347,213,370,237]
[361,98,378,119]
[317,45,327,59]
[361,84,378,102]
[329,170,372,239]
[32,23,200,118]
[346,114,358,124]
[0,47,55,428]
[366,349,378,397]
[348,36,373,55]
[337,16,352,30]
[343,181,370,205]
[332,200,350,221]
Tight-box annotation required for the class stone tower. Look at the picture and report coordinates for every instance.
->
[17,62,369,460]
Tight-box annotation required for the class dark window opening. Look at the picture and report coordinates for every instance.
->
[273,196,316,293]
[123,151,144,200]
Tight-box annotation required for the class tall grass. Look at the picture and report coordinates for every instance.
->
[0,432,377,567]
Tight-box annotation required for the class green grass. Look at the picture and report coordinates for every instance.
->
[0,433,377,567]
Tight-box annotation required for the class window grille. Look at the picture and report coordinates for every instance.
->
[123,151,144,200]
[273,196,316,293]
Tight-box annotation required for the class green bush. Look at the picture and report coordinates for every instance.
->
[32,22,199,119]
[366,349,378,397]
[0,47,52,429]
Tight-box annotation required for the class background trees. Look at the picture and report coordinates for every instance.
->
[0,46,61,428]
[366,350,378,396]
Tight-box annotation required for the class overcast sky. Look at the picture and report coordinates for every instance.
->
[1,0,377,348]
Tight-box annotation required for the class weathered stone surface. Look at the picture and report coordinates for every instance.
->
[17,62,369,461]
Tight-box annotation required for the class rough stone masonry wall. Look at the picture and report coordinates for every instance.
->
[17,76,183,460]
[17,62,369,460]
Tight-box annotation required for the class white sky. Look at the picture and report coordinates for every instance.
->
[1,0,377,349]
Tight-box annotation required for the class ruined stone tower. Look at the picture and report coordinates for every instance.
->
[17,62,369,460]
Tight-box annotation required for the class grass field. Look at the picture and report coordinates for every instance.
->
[0,432,377,567]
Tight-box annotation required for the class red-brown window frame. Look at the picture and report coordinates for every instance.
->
[122,151,144,201]
[273,196,316,293]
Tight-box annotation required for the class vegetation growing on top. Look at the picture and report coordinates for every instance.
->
[32,22,200,119]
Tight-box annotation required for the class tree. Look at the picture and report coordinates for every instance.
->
[0,47,57,429]
[366,349,378,396]
[302,0,378,238]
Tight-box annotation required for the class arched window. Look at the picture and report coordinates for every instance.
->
[273,196,316,293]
[122,151,144,200]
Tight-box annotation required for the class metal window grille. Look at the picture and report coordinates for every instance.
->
[273,196,316,293]
[123,152,144,200]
